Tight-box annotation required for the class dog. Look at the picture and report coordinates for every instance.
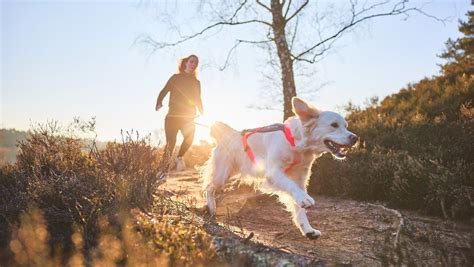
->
[202,97,358,239]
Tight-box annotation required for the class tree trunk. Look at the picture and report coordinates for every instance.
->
[271,0,297,121]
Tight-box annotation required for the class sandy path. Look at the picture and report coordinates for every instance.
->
[161,170,473,265]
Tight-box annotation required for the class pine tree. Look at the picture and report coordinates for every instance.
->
[440,4,474,76]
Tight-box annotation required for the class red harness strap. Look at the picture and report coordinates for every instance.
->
[242,123,300,173]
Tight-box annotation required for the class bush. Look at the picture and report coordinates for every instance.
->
[0,121,217,265]
[310,146,474,220]
[310,58,474,220]
[183,140,213,168]
[311,148,397,201]
[7,207,215,266]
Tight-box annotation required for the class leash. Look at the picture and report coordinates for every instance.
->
[166,114,211,128]
[193,121,211,128]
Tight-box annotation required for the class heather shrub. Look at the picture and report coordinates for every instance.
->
[7,207,215,266]
[183,140,213,168]
[310,123,474,220]
[94,130,163,209]
[310,18,474,220]
[0,121,217,265]
[311,148,397,201]
[0,129,27,165]
[392,156,473,219]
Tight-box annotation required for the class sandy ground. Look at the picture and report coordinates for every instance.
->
[161,169,473,265]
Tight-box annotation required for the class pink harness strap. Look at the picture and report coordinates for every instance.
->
[242,123,299,173]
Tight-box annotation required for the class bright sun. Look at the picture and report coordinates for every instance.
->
[155,92,281,146]
[193,114,214,144]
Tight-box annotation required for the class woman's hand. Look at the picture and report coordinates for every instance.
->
[155,103,163,111]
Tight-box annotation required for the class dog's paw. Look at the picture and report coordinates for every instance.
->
[295,193,315,209]
[305,229,321,240]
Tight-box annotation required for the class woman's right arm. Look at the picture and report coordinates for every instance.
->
[155,75,174,111]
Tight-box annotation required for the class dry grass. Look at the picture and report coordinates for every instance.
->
[0,120,219,266]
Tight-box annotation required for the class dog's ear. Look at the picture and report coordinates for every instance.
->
[292,97,320,121]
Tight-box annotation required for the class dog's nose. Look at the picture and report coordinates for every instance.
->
[349,134,358,145]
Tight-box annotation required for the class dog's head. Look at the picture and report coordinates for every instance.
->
[292,97,358,159]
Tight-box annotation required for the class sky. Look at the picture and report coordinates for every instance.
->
[1,0,471,145]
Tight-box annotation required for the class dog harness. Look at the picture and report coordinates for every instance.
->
[241,123,300,173]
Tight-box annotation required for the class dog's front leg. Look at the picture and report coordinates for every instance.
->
[293,203,321,239]
[265,168,315,209]
[278,192,320,239]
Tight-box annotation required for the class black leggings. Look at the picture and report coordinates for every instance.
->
[163,115,195,158]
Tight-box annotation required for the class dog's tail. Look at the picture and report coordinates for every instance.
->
[202,121,239,194]
[210,121,238,143]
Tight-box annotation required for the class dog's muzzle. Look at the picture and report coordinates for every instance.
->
[348,133,358,146]
[324,134,358,159]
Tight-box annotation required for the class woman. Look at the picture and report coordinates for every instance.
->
[156,54,204,172]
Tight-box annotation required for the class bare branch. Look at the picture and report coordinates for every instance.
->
[218,39,273,71]
[292,45,332,64]
[283,0,293,18]
[292,0,444,63]
[139,18,271,50]
[256,0,272,13]
[355,0,391,17]
[286,0,309,23]
[411,1,448,25]
[229,0,249,21]
[289,15,299,51]
[138,1,272,51]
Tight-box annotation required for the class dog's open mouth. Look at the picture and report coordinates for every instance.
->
[324,139,352,159]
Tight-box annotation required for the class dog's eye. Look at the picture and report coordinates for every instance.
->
[331,122,339,128]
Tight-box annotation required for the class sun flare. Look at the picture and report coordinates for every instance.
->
[193,114,215,143]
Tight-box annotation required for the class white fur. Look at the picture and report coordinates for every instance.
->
[202,97,357,239]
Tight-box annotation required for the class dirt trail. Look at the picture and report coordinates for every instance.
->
[161,170,473,266]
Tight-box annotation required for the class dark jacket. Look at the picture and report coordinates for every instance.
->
[157,73,203,118]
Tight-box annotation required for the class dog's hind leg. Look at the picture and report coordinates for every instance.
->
[202,149,233,216]
[205,183,217,216]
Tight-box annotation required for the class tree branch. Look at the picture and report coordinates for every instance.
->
[229,0,249,21]
[289,15,299,51]
[286,0,309,23]
[292,0,443,63]
[283,0,293,18]
[138,18,272,50]
[218,38,273,71]
[256,0,272,13]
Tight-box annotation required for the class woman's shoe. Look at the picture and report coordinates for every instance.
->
[176,157,186,171]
